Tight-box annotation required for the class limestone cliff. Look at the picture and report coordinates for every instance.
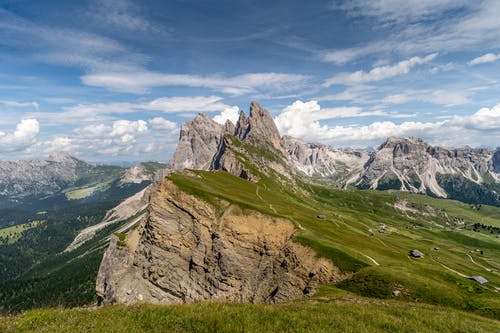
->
[210,102,292,182]
[168,113,229,171]
[96,177,338,305]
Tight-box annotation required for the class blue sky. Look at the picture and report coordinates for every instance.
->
[1,0,500,163]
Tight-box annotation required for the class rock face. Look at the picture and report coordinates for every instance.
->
[168,114,229,171]
[355,137,498,197]
[0,152,91,198]
[282,135,369,181]
[211,102,291,181]
[493,148,500,174]
[96,178,338,305]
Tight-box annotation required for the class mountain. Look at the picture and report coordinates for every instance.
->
[167,113,230,171]
[354,137,500,205]
[96,102,499,317]
[0,152,91,200]
[1,101,499,319]
[281,135,369,182]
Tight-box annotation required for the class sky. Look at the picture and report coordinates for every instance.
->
[1,0,500,163]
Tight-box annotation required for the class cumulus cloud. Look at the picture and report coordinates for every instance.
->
[275,100,392,139]
[0,118,40,152]
[274,100,500,148]
[323,54,437,87]
[213,106,240,125]
[29,117,179,162]
[81,71,309,95]
[452,103,500,130]
[149,117,177,131]
[468,53,500,65]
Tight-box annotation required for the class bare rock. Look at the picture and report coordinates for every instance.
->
[96,178,340,305]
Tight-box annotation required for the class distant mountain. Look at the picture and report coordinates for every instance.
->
[353,137,499,205]
[0,153,164,201]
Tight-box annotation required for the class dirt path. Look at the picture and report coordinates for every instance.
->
[363,254,380,266]
[466,253,494,273]
[256,185,278,214]
[430,256,468,278]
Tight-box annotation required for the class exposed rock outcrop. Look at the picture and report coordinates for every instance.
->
[168,114,229,171]
[210,102,291,182]
[96,178,338,305]
[0,152,91,198]
[356,137,498,197]
[282,135,369,181]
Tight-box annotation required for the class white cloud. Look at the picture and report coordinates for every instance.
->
[274,100,394,139]
[81,71,310,95]
[323,54,437,87]
[0,100,39,109]
[144,96,232,113]
[0,118,40,152]
[468,53,500,65]
[213,106,240,125]
[275,100,500,148]
[382,90,470,106]
[29,117,179,162]
[29,96,235,126]
[110,119,147,137]
[149,117,177,131]
[451,103,500,130]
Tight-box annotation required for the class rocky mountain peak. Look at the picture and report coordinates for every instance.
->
[223,119,236,135]
[167,113,224,171]
[379,136,425,149]
[47,151,82,164]
[235,102,281,146]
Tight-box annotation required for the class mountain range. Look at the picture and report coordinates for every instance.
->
[166,101,500,205]
[0,102,499,323]
[95,102,499,311]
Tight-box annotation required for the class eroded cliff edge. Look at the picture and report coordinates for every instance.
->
[96,176,339,305]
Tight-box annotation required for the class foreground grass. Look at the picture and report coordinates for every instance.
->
[1,297,498,333]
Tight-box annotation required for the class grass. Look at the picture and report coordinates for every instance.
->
[1,290,499,333]
[0,221,43,244]
[64,180,114,200]
[167,169,500,319]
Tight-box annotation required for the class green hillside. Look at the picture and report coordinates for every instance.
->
[168,169,500,319]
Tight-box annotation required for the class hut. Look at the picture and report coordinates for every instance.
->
[468,276,488,285]
[409,249,424,258]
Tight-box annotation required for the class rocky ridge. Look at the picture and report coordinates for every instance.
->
[96,177,338,305]
[354,137,499,198]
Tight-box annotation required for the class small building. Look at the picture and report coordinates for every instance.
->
[379,223,387,229]
[317,214,326,220]
[468,276,488,285]
[409,249,424,258]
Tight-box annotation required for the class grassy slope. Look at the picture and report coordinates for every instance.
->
[169,170,500,319]
[0,221,43,244]
[1,288,499,333]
